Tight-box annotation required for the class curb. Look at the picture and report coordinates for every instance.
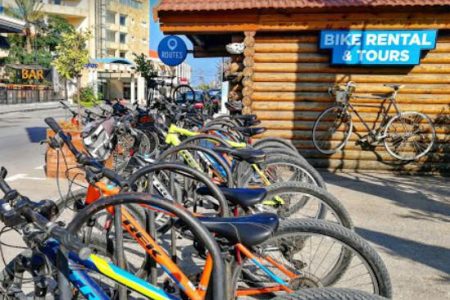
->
[0,102,64,115]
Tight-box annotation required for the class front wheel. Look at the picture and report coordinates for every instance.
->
[272,288,389,300]
[242,219,392,298]
[383,111,435,161]
[312,106,353,155]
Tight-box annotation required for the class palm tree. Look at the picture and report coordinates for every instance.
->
[6,0,44,54]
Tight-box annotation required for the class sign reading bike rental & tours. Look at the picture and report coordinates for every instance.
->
[320,30,437,65]
[158,35,188,66]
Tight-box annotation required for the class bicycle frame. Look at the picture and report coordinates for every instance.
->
[345,92,403,140]
[41,239,177,300]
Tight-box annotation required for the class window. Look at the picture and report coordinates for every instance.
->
[106,30,116,42]
[119,33,127,44]
[119,14,127,26]
[119,51,127,58]
[107,49,116,57]
[106,11,116,24]
[118,0,143,9]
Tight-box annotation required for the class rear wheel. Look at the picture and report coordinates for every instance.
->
[264,181,353,229]
[235,219,391,298]
[384,111,435,161]
[313,106,353,155]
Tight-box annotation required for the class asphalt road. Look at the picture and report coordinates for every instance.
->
[0,108,71,198]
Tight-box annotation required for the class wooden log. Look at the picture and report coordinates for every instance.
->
[242,96,252,107]
[252,73,450,84]
[253,63,450,74]
[255,35,318,44]
[251,92,450,104]
[244,47,255,57]
[242,87,254,97]
[253,52,450,64]
[243,57,254,67]
[244,36,255,48]
[255,43,318,53]
[228,62,244,74]
[308,159,450,173]
[254,110,445,122]
[254,53,328,63]
[242,107,252,114]
[259,120,448,134]
[256,129,448,142]
[252,101,450,114]
[252,82,450,94]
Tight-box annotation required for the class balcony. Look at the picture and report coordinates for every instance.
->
[41,0,89,18]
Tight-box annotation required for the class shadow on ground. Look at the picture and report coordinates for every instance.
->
[357,227,450,279]
[323,172,450,222]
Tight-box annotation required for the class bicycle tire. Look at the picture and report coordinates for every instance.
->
[312,105,353,155]
[172,84,195,103]
[264,181,353,229]
[383,111,436,161]
[262,219,392,297]
[272,288,388,300]
[253,137,298,153]
[239,154,327,190]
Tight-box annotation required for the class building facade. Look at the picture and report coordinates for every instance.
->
[3,0,149,103]
[155,0,450,174]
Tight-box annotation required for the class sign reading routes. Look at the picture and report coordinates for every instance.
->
[158,35,188,67]
[320,30,437,65]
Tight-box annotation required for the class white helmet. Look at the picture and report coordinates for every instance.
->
[226,43,245,55]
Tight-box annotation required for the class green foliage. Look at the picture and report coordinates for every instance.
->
[133,53,157,83]
[5,0,44,54]
[53,30,91,80]
[197,83,214,91]
[79,86,103,108]
[5,14,74,83]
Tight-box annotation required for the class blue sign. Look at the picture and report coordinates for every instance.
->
[320,30,437,65]
[158,36,187,67]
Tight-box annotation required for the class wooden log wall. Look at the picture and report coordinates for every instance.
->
[249,32,450,173]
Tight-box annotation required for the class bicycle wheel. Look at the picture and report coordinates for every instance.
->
[236,219,391,298]
[173,84,195,102]
[264,181,353,229]
[383,111,435,161]
[253,137,298,153]
[239,154,327,189]
[272,288,388,300]
[312,106,353,154]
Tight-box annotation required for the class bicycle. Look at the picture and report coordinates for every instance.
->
[0,167,226,300]
[147,75,194,108]
[312,82,436,161]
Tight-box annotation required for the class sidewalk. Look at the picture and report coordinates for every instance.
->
[0,101,65,115]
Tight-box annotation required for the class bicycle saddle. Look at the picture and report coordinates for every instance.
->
[236,127,267,137]
[215,147,266,164]
[383,84,404,91]
[198,213,279,246]
[196,186,267,208]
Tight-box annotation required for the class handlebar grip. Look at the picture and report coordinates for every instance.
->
[58,229,92,260]
[0,167,12,195]
[44,117,63,134]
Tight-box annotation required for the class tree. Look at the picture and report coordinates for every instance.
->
[133,53,157,85]
[53,30,91,118]
[6,0,43,54]
[6,15,74,81]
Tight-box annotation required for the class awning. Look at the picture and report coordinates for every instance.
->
[92,57,134,65]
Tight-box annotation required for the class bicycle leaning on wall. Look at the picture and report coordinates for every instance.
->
[312,81,436,161]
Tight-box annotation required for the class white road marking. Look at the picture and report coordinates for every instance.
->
[6,173,46,182]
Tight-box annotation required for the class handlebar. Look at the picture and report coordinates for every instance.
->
[0,167,91,259]
[44,118,125,187]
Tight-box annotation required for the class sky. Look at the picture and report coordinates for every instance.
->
[149,0,221,87]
